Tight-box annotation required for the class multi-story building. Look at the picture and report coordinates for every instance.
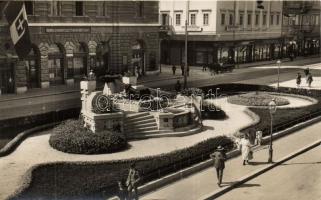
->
[282,1,320,57]
[160,0,291,66]
[0,1,160,94]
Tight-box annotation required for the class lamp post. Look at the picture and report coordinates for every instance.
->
[184,0,190,89]
[268,99,277,163]
[276,60,281,91]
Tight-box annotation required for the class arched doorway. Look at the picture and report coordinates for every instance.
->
[132,40,145,75]
[25,45,40,88]
[95,42,109,76]
[48,43,64,85]
[73,42,88,80]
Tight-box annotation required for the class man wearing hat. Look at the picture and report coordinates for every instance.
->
[126,162,140,200]
[210,146,226,186]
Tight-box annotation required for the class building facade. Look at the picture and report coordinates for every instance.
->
[0,1,160,94]
[282,1,320,57]
[159,0,320,66]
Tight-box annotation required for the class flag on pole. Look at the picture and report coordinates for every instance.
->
[4,1,31,59]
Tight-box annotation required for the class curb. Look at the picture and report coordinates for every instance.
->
[0,122,59,157]
[198,138,321,200]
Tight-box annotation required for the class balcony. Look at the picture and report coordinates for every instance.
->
[288,25,315,33]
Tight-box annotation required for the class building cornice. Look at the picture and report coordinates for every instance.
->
[28,23,161,27]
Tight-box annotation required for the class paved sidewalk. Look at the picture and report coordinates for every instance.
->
[142,121,321,200]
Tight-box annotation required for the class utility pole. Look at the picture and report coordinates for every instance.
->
[184,0,189,89]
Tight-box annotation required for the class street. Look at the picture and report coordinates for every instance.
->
[142,119,321,200]
[219,146,321,200]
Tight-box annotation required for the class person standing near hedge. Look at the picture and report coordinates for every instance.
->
[210,146,226,187]
[296,73,301,88]
[307,73,313,88]
[239,134,252,165]
[126,163,140,200]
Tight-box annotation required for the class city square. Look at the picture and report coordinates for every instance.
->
[0,1,320,200]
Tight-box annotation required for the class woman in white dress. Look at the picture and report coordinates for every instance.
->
[240,134,252,165]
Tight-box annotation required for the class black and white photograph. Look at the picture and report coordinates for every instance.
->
[0,0,320,199]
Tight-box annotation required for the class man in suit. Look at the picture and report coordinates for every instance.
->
[126,163,140,200]
[210,146,226,187]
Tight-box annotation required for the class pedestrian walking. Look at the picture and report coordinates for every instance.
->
[186,67,190,76]
[175,80,182,93]
[209,64,215,76]
[239,134,252,165]
[202,65,207,72]
[296,73,301,88]
[255,130,263,146]
[307,73,313,88]
[117,180,127,200]
[172,65,176,75]
[126,163,140,200]
[210,146,226,187]
[181,63,184,76]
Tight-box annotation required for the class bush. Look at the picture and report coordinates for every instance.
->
[49,119,127,154]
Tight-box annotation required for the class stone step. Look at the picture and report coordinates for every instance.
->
[125,112,150,119]
[127,129,172,136]
[124,122,158,129]
[125,114,155,123]
[124,118,156,126]
[124,126,158,132]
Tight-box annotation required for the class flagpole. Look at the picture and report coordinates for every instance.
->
[1,1,10,15]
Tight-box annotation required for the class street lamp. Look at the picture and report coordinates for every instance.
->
[268,99,277,163]
[276,60,281,91]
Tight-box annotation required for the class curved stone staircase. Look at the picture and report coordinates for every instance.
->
[124,112,202,139]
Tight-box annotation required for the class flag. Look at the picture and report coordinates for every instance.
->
[4,2,31,59]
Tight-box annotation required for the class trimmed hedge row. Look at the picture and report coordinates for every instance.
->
[12,136,234,199]
[49,119,127,154]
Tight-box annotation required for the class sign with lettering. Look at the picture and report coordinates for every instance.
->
[46,28,91,33]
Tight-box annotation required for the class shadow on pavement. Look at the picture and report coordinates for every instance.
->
[280,161,321,166]
[220,182,261,188]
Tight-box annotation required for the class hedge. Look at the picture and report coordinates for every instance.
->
[49,119,127,154]
[12,136,234,199]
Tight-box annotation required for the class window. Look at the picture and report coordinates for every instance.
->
[161,13,169,25]
[247,14,252,25]
[263,14,266,25]
[316,15,319,25]
[203,13,209,25]
[221,13,225,25]
[190,13,196,25]
[75,1,84,16]
[137,2,143,17]
[176,14,181,25]
[229,14,233,25]
[24,1,34,15]
[276,14,280,25]
[51,1,61,16]
[98,2,107,16]
[239,14,243,25]
[270,15,274,25]
[255,14,259,25]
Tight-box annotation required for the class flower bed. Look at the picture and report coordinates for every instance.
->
[12,136,234,199]
[49,119,127,154]
[227,92,290,106]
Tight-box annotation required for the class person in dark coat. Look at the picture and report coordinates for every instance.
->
[181,63,185,76]
[175,80,182,93]
[210,146,226,187]
[126,163,140,200]
[172,65,176,75]
[307,73,313,87]
[296,73,301,88]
